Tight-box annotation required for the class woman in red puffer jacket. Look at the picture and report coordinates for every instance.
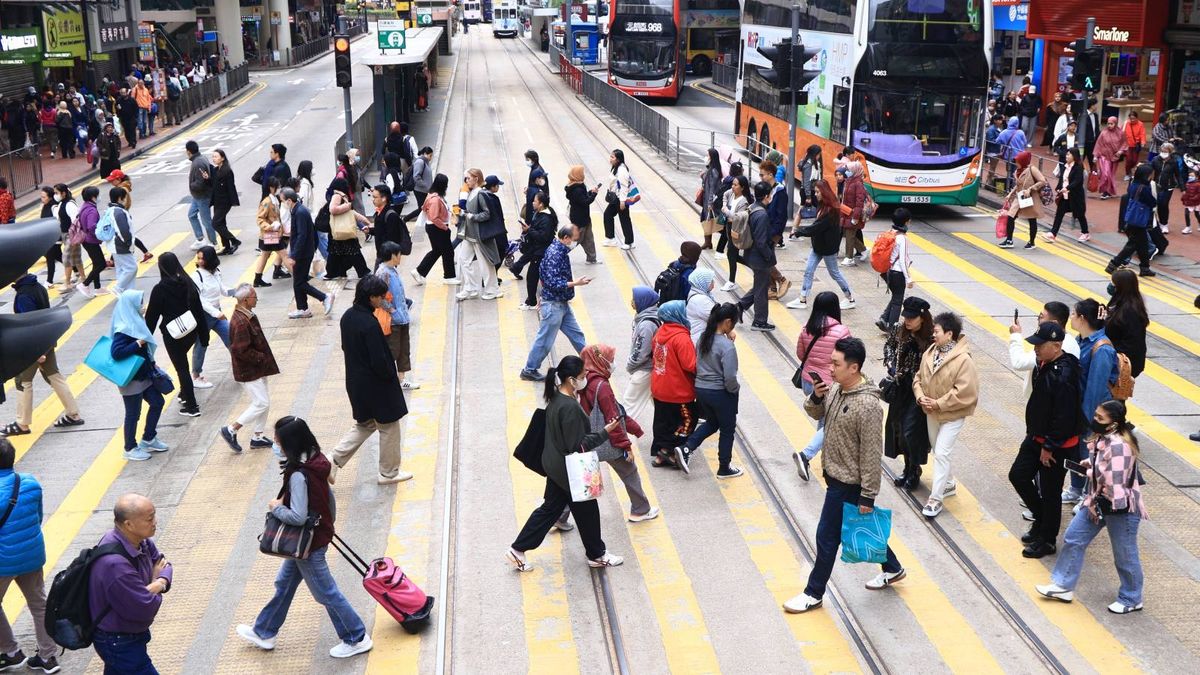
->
[649,300,696,468]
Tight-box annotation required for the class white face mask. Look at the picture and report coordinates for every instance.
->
[525,160,533,168]
[1161,151,1170,159]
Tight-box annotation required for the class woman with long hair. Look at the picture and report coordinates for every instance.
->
[411,174,455,283]
[716,174,750,290]
[210,148,242,254]
[883,297,933,490]
[323,177,371,280]
[235,416,374,659]
[1105,268,1149,379]
[191,245,233,388]
[145,252,208,417]
[1036,400,1147,614]
[791,291,851,480]
[53,183,83,292]
[797,144,823,222]
[676,303,743,478]
[699,147,724,250]
[1046,147,1089,243]
[788,179,855,311]
[507,356,623,572]
[602,148,635,249]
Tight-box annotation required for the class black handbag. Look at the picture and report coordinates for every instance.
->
[879,376,899,404]
[792,334,821,389]
[149,365,175,395]
[258,485,320,560]
[604,190,619,207]
[513,408,547,476]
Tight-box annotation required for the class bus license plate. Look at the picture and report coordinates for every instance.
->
[901,195,932,204]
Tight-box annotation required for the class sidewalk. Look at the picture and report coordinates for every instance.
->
[979,145,1200,287]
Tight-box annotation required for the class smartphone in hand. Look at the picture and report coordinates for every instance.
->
[1064,459,1087,475]
[808,371,823,384]
[1014,308,1019,322]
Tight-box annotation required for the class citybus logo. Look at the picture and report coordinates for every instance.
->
[896,175,941,185]
[1093,26,1131,42]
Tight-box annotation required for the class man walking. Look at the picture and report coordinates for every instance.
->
[219,285,279,453]
[737,181,777,332]
[186,140,217,250]
[520,225,591,382]
[1009,322,1083,559]
[282,188,332,319]
[784,337,905,613]
[115,88,138,149]
[3,274,84,436]
[89,493,173,674]
[253,144,291,200]
[403,146,434,224]
[329,275,412,485]
[0,440,59,673]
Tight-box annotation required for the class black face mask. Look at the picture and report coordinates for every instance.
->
[1106,283,1116,296]
[1090,420,1112,435]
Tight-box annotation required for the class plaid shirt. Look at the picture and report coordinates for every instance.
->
[1084,434,1147,520]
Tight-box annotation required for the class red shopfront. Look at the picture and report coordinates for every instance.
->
[1027,0,1169,124]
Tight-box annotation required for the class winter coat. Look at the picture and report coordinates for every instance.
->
[1152,152,1184,191]
[78,200,101,245]
[372,204,412,260]
[1026,352,1083,449]
[1180,180,1200,208]
[189,154,213,198]
[700,166,722,220]
[797,209,842,256]
[0,469,46,577]
[741,205,776,270]
[627,306,660,373]
[796,317,851,386]
[579,373,644,450]
[229,307,279,383]
[521,208,556,258]
[1104,301,1148,378]
[1019,92,1042,118]
[883,329,930,463]
[565,182,598,228]
[650,322,697,404]
[341,303,408,424]
[145,277,209,348]
[913,338,979,423]
[841,174,867,229]
[1005,165,1047,219]
[804,376,885,507]
[1058,161,1087,216]
[996,117,1027,161]
[542,391,611,492]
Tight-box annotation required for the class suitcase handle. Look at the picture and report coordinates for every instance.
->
[330,533,370,578]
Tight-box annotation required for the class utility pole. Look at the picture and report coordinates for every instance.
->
[343,87,355,150]
[1078,16,1095,154]
[80,0,97,93]
[786,0,800,218]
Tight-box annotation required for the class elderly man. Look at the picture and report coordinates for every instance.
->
[89,493,172,673]
[219,284,280,453]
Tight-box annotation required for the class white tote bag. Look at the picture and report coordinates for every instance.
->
[166,312,197,340]
[564,450,604,502]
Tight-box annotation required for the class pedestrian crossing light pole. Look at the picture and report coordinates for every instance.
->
[334,35,355,149]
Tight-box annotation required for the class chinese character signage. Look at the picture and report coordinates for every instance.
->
[95,0,138,52]
[138,22,156,62]
[42,7,86,59]
[0,28,42,65]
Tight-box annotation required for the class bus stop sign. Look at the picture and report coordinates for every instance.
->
[416,9,433,26]
[378,19,407,50]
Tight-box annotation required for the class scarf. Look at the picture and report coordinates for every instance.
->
[658,300,688,326]
[582,343,616,380]
[932,340,956,370]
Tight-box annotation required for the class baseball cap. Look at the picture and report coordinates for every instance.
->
[106,169,127,183]
[1026,321,1065,345]
[899,296,930,319]
[484,175,504,187]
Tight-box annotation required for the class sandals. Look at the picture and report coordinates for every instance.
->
[53,414,85,428]
[1,422,30,436]
[651,451,679,469]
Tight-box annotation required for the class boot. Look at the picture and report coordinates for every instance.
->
[253,273,272,288]
[272,264,292,280]
[702,234,713,250]
[893,455,911,487]
[903,464,922,491]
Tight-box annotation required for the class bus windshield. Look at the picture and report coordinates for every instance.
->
[867,0,983,44]
[851,86,983,163]
[610,36,677,78]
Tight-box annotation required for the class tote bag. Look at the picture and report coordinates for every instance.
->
[83,335,146,387]
[840,503,893,564]
[564,450,604,502]
[330,209,359,241]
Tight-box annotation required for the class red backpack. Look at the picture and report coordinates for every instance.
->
[870,230,897,274]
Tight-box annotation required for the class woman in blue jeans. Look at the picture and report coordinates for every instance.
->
[676,303,743,478]
[236,416,374,659]
[191,246,233,388]
[109,289,168,462]
[787,179,855,311]
[1036,400,1146,614]
[792,292,850,480]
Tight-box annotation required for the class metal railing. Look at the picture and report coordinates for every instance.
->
[711,61,737,91]
[979,151,1063,200]
[286,36,331,67]
[0,148,43,200]
[335,101,379,169]
[164,63,249,124]
[576,67,671,159]
[346,19,369,37]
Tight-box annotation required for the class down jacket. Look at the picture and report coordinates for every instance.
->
[650,323,697,404]
[0,469,45,577]
[796,317,851,386]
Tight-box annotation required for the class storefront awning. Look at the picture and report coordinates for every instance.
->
[1027,0,1168,47]
[1165,28,1200,50]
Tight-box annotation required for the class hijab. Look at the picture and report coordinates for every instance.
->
[658,300,688,326]
[582,343,616,380]
[567,165,585,185]
[689,267,715,295]
[1015,150,1032,170]
[109,290,156,356]
[632,286,659,313]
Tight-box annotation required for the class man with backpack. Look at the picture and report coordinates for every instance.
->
[164,69,182,127]
[654,241,702,304]
[383,122,418,172]
[736,181,777,332]
[403,146,434,224]
[0,439,59,673]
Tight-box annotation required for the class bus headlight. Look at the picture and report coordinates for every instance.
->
[965,155,982,183]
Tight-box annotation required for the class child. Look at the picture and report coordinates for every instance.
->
[835,146,853,199]
[1181,168,1200,235]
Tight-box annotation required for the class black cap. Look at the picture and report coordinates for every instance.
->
[899,296,930,319]
[1026,321,1066,345]
[484,175,504,187]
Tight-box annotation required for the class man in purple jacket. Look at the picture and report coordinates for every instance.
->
[88,494,172,673]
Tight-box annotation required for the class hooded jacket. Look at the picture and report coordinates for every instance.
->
[564,182,598,228]
[0,469,46,577]
[996,117,1027,161]
[650,323,697,403]
[804,377,885,507]
[627,305,660,373]
[913,337,979,423]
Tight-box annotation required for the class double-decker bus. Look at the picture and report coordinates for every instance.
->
[607,0,686,100]
[737,0,992,205]
[482,0,493,22]
[682,0,738,76]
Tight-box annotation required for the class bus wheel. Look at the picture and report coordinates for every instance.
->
[759,123,772,158]
[691,55,711,77]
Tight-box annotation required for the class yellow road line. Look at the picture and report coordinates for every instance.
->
[600,246,862,672]
[913,232,1200,470]
[634,215,1004,672]
[496,290,581,672]
[365,281,445,674]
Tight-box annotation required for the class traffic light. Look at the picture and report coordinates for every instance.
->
[1069,39,1104,92]
[756,38,793,89]
[0,219,72,403]
[789,42,822,107]
[334,35,352,88]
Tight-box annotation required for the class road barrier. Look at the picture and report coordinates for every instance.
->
[0,148,44,201]
[335,101,379,169]
[711,61,737,92]
[286,36,332,67]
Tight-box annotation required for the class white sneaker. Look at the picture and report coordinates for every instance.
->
[840,298,856,309]
[409,269,426,286]
[377,471,414,485]
[619,243,632,250]
[1061,488,1082,504]
[323,295,335,316]
[840,257,857,267]
[628,506,660,523]
[921,501,943,518]
[329,636,373,658]
[456,290,479,301]
[518,303,538,311]
[865,569,906,590]
[942,482,957,497]
[1035,583,1074,603]
[401,380,421,390]
[1021,509,1035,522]
[236,624,276,650]
[1161,224,1169,234]
[287,310,313,319]
[720,281,736,292]
[602,238,619,247]
[1078,233,1092,242]
[481,291,504,300]
[782,593,823,613]
[443,277,462,286]
[587,552,624,568]
[75,283,95,299]
[192,375,214,389]
[715,252,726,260]
[786,297,807,310]
[1183,227,1193,235]
[1107,601,1143,614]
[189,239,206,251]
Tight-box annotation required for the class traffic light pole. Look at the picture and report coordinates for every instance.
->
[786,0,800,219]
[343,87,355,150]
[1078,16,1095,155]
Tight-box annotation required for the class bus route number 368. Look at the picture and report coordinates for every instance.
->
[625,21,664,32]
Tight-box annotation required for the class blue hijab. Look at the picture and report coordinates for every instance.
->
[632,286,658,313]
[658,300,688,326]
[109,289,156,357]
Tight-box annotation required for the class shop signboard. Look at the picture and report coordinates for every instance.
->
[138,22,156,63]
[95,0,138,52]
[417,9,434,25]
[0,28,42,65]
[42,6,86,59]
[993,2,1028,31]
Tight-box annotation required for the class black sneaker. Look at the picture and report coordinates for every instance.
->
[0,650,26,670]
[751,321,775,332]
[179,404,201,418]
[1190,431,1200,442]
[273,269,292,279]
[998,239,1014,249]
[25,654,59,673]
[1024,242,1036,249]
[253,279,272,288]
[1140,269,1157,277]
[1104,262,1119,274]
[1021,524,1040,544]
[793,452,810,481]
[250,436,273,448]
[1022,541,1057,558]
[717,465,744,479]
[519,369,545,382]
[219,426,242,452]
[674,446,691,474]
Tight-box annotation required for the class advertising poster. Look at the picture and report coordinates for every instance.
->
[741,27,854,138]
[42,7,86,59]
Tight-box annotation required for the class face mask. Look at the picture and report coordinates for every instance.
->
[570,376,586,391]
[525,160,533,168]
[1161,152,1170,159]
[1106,282,1116,296]
[567,240,578,250]
[1090,420,1112,435]
[271,442,283,458]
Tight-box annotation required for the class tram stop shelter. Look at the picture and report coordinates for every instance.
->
[360,27,444,136]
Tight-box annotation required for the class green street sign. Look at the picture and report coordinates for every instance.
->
[416,10,433,26]
[378,19,406,50]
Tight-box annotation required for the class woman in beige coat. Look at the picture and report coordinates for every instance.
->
[999,150,1046,250]
[913,312,979,518]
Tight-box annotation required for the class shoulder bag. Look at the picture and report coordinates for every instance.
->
[258,485,320,559]
[83,335,146,387]
[0,474,21,531]
[330,206,359,241]
[791,333,821,389]
[165,312,197,340]
[149,365,175,394]
[587,380,628,462]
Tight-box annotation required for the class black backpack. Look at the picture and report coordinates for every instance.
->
[653,262,690,304]
[398,135,414,164]
[45,543,133,650]
[314,203,331,233]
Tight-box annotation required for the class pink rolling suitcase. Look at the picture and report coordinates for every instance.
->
[332,535,435,634]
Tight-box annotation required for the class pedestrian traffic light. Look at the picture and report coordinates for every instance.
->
[1069,39,1105,92]
[334,35,352,88]
[756,38,793,90]
[789,41,822,107]
[0,219,72,403]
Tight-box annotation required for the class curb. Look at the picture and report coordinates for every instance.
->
[16,80,266,215]
[692,80,734,103]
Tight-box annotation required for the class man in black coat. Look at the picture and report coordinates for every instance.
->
[737,181,777,332]
[329,275,412,485]
[282,188,331,318]
[367,183,412,264]
[115,88,139,148]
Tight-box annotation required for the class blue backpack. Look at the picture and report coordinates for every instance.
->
[95,207,117,242]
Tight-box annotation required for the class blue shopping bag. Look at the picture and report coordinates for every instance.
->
[840,503,893,564]
[83,335,146,387]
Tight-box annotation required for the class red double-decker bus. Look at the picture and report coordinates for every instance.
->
[606,0,685,100]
